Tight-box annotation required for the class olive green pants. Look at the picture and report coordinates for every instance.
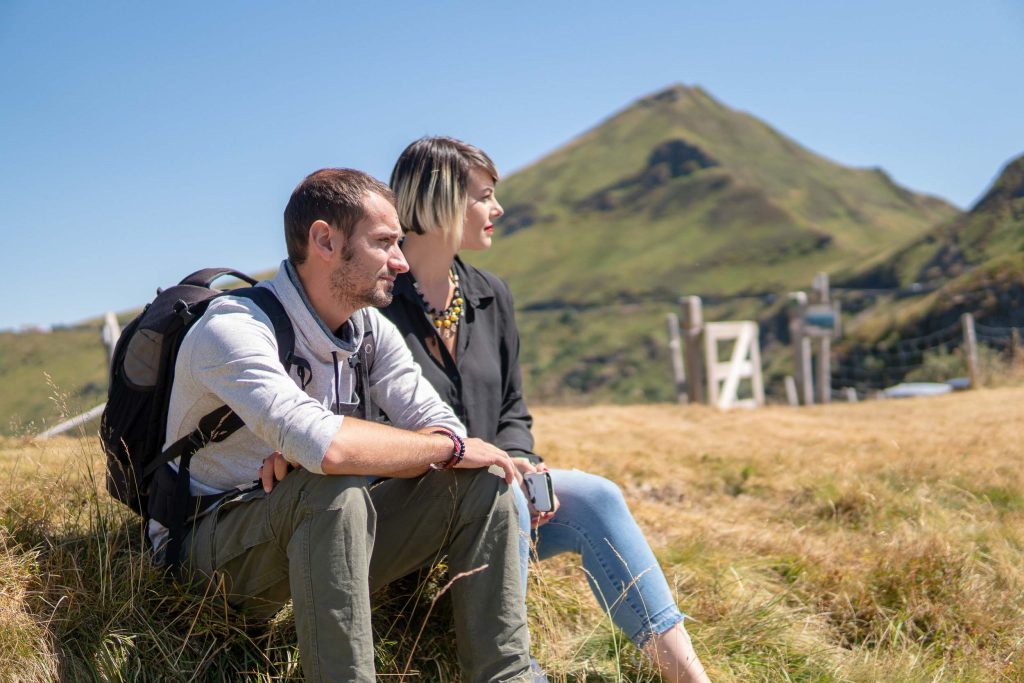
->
[182,469,531,682]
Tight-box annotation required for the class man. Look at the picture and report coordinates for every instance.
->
[157,169,531,681]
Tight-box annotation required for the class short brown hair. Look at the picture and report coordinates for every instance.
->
[284,168,395,264]
[389,137,499,250]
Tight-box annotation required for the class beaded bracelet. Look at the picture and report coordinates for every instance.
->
[429,428,465,470]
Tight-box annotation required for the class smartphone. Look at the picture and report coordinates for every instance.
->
[523,471,554,513]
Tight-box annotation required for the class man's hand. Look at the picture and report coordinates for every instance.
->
[260,450,299,493]
[511,456,537,477]
[455,437,518,485]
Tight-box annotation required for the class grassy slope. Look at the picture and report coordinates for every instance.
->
[0,326,110,435]
[842,153,1024,289]
[838,154,1024,352]
[3,387,1024,680]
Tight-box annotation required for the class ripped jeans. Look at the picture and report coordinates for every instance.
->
[513,468,685,647]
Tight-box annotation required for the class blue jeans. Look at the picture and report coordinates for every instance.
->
[513,469,685,647]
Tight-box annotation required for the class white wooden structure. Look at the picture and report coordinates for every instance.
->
[703,321,765,410]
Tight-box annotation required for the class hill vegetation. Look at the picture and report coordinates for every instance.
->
[3,388,1024,680]
[836,152,1024,359]
[842,153,1024,291]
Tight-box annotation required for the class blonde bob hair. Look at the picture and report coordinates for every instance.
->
[389,136,499,250]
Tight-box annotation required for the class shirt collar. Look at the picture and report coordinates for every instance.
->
[394,256,495,303]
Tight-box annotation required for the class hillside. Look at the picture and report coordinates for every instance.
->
[842,152,1024,290]
[838,153,1024,349]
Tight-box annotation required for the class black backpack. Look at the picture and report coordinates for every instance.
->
[100,267,375,568]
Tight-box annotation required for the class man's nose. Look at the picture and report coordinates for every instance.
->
[389,244,409,273]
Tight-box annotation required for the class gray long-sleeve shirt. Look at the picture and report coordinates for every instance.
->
[164,259,465,496]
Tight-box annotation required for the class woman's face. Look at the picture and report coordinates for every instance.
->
[460,167,503,251]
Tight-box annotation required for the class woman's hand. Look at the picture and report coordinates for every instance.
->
[516,459,560,527]
[534,490,560,528]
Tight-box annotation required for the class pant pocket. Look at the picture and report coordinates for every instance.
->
[206,488,273,570]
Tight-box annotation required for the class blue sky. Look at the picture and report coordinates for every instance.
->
[1,1,1021,330]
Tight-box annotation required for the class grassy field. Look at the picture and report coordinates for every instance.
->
[2,387,1023,681]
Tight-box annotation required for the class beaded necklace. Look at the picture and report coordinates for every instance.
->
[412,268,464,340]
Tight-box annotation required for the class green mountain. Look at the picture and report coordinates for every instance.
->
[467,84,956,306]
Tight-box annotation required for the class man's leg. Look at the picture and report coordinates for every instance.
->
[368,469,531,683]
[183,471,377,682]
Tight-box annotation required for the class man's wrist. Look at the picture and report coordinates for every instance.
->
[428,428,465,470]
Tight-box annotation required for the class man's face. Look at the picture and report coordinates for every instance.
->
[328,192,409,311]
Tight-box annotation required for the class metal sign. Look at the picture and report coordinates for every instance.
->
[804,302,841,338]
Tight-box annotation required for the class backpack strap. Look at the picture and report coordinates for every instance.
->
[231,287,296,373]
[354,309,377,422]
[153,285,296,570]
[179,268,259,288]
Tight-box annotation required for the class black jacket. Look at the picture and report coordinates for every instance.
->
[380,257,541,462]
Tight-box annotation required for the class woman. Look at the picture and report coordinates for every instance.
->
[382,136,711,683]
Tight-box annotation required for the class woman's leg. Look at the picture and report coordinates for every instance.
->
[534,469,709,682]
[511,482,532,596]
[644,622,711,683]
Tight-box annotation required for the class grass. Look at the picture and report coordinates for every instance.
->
[3,386,1024,680]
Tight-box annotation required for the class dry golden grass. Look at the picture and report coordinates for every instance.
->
[2,387,1024,680]
[527,388,1024,680]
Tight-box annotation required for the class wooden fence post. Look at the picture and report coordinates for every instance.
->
[102,311,121,370]
[1011,328,1021,367]
[962,313,980,388]
[681,296,704,405]
[812,272,831,404]
[784,375,799,406]
[665,313,687,403]
[789,291,813,405]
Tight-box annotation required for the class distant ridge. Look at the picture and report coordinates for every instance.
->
[844,152,1024,290]
[840,151,1024,346]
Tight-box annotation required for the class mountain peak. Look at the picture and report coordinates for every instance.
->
[636,83,715,108]
[973,152,1024,213]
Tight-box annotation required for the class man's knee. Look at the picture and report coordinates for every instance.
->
[280,470,372,512]
[451,469,516,522]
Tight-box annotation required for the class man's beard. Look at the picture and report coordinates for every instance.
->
[329,248,394,310]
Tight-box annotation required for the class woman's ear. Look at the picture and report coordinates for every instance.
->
[308,220,335,262]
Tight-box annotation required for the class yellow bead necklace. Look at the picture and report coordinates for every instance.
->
[412,269,464,340]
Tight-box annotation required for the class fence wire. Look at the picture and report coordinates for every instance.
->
[830,319,1023,395]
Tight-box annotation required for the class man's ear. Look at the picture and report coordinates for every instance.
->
[308,220,337,262]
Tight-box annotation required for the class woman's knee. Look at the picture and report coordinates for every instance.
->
[555,470,629,519]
